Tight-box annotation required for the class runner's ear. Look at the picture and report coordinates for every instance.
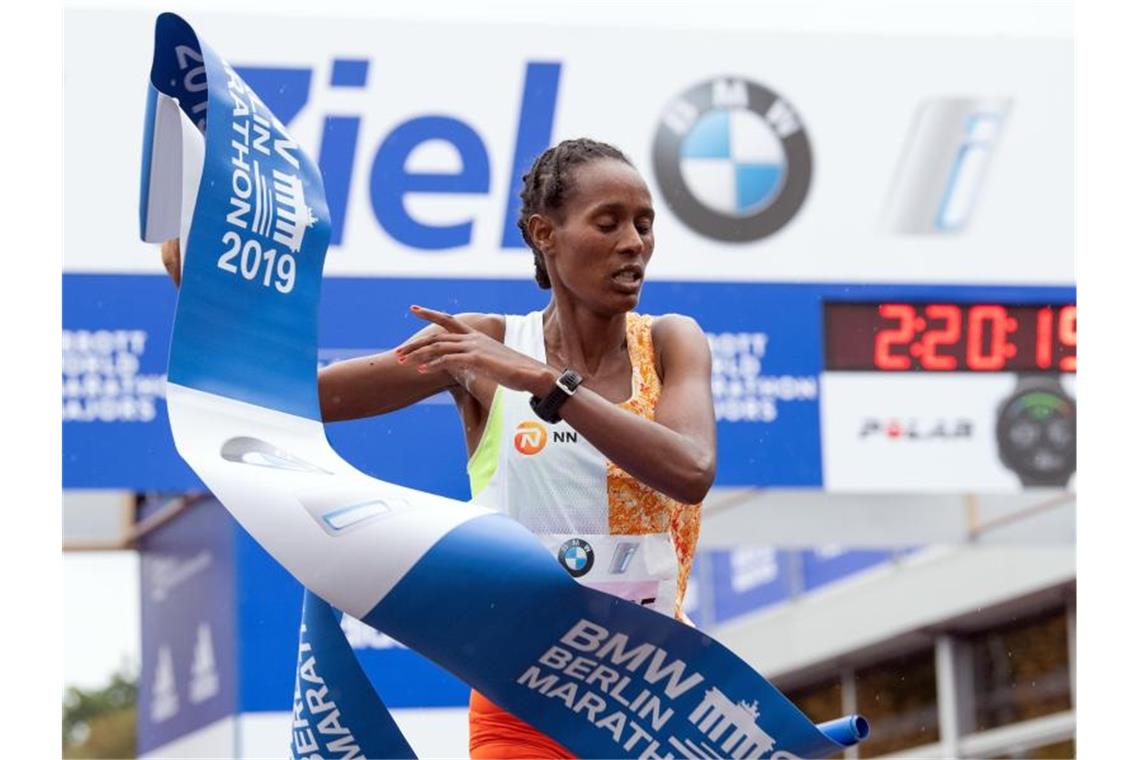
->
[527,213,555,255]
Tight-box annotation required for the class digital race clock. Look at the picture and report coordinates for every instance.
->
[824,302,1076,373]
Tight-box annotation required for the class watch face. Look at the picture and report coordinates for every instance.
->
[996,384,1076,486]
[560,369,584,392]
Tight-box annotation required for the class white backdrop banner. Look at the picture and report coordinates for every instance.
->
[68,6,1072,284]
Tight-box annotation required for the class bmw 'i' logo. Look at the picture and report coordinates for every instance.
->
[557,538,595,578]
[652,77,812,242]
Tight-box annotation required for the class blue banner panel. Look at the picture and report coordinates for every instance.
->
[233,527,304,714]
[62,274,825,491]
[138,496,237,754]
[800,549,894,592]
[710,548,795,624]
[640,281,824,487]
[63,274,199,490]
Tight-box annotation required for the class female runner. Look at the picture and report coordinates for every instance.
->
[161,137,716,758]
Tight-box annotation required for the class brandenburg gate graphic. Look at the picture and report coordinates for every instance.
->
[669,687,778,759]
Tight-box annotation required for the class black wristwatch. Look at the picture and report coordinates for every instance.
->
[530,369,583,423]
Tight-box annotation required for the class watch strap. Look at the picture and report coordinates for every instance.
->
[530,369,582,424]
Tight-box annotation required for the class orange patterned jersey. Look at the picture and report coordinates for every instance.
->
[606,312,702,618]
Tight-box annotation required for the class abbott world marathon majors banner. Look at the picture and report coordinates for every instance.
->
[141,12,867,759]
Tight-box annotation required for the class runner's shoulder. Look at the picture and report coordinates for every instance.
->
[650,312,707,347]
[647,313,711,379]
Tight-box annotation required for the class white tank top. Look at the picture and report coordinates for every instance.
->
[466,311,695,617]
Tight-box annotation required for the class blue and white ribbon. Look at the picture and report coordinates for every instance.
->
[141,12,868,758]
[292,590,415,759]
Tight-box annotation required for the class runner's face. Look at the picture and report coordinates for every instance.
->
[548,159,655,313]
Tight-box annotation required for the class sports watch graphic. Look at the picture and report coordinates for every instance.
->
[995,376,1076,488]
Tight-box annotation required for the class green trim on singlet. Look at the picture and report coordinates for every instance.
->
[466,386,503,499]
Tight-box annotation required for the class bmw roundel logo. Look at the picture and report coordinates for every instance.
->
[652,77,812,242]
[557,538,594,578]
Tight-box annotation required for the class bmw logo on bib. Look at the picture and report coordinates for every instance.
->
[652,77,812,243]
[557,538,595,578]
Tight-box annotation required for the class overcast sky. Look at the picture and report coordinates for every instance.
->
[64,552,140,691]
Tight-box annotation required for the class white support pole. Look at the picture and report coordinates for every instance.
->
[935,634,961,759]
[841,667,858,759]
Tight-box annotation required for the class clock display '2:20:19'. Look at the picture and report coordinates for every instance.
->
[823,302,1076,373]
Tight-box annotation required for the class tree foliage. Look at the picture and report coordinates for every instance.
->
[63,668,137,759]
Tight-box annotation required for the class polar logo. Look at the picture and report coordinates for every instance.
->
[514,420,548,455]
[235,60,561,251]
[858,418,973,441]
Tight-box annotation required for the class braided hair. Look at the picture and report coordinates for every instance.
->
[516,138,633,289]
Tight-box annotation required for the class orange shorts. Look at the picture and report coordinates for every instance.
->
[468,689,575,759]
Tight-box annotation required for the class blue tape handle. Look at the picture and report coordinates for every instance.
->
[815,715,871,747]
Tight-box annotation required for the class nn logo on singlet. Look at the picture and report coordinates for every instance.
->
[513,421,579,455]
[514,421,548,455]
